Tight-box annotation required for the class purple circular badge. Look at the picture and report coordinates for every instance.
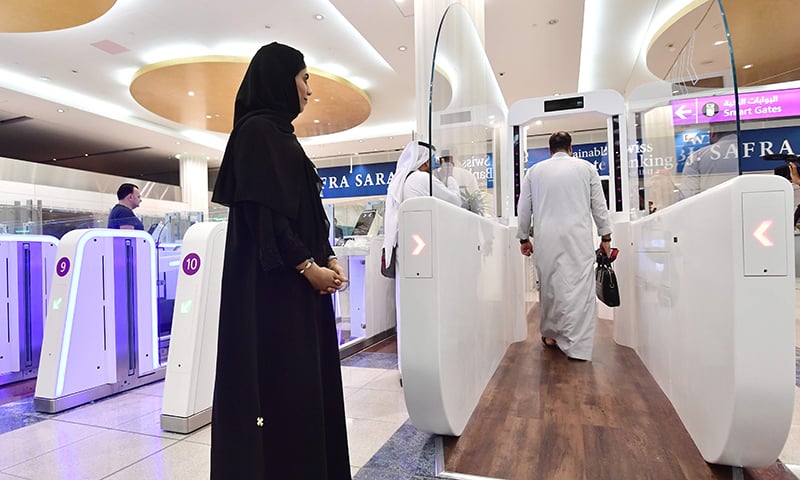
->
[182,253,201,276]
[56,257,71,277]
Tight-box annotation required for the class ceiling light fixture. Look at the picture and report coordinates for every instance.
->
[314,14,324,21]
[187,91,195,96]
[535,120,543,126]
[57,108,65,113]
[547,19,559,25]
[205,114,212,119]
[313,119,321,124]
[39,76,51,81]
[743,64,753,69]
[398,46,407,52]
[713,40,726,46]
[314,98,320,102]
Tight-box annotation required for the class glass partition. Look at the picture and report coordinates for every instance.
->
[428,3,507,217]
[625,0,740,216]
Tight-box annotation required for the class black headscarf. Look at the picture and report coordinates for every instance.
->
[233,42,306,129]
[211,42,310,212]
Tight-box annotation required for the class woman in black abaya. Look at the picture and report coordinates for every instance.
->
[210,42,351,479]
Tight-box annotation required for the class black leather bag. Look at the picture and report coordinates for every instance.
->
[595,248,620,307]
[380,246,396,278]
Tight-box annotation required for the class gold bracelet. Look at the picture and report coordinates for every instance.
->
[299,257,315,275]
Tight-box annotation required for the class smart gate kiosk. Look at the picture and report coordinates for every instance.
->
[34,229,163,413]
[0,235,58,386]
[161,222,226,433]
[506,90,630,219]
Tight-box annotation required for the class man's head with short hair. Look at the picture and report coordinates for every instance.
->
[116,183,142,209]
[549,131,572,154]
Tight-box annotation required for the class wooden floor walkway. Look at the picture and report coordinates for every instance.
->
[442,303,796,480]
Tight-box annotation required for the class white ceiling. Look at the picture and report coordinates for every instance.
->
[0,0,699,182]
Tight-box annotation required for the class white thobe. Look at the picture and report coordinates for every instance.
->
[402,170,462,206]
[517,152,611,360]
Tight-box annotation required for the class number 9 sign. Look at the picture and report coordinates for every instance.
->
[182,253,201,276]
[56,257,71,277]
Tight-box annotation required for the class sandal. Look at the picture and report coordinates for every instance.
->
[541,336,557,348]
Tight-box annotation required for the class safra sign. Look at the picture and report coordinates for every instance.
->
[318,162,397,199]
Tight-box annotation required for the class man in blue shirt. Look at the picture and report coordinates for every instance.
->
[108,183,144,230]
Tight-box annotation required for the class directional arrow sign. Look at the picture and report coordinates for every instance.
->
[411,234,426,256]
[674,104,692,120]
[180,299,193,314]
[52,297,63,310]
[753,220,774,247]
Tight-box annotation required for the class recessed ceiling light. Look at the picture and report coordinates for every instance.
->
[206,114,213,119]
[84,153,89,156]
[398,45,407,52]
[743,64,753,69]
[314,14,324,20]
[39,76,50,81]
[547,19,558,25]
[57,108,65,113]
[176,141,181,145]
[359,140,364,143]
[535,120,543,126]
[313,119,320,124]
[389,136,393,140]
[314,98,321,102]
[714,40,726,46]
[187,91,195,96]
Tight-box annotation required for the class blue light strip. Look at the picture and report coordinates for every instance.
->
[56,231,89,396]
[147,237,159,370]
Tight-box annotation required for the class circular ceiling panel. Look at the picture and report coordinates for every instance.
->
[130,57,370,137]
[0,0,116,32]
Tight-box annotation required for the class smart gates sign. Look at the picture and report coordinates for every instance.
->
[671,87,800,126]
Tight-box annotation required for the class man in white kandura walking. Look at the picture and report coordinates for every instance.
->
[517,131,612,361]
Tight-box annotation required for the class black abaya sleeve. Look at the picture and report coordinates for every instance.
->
[237,202,312,272]
[270,208,312,267]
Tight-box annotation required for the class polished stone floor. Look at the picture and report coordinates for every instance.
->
[2,284,800,479]
[0,347,412,479]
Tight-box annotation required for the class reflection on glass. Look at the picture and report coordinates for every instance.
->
[428,3,507,217]
[626,0,739,215]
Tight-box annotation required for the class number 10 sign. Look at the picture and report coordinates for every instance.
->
[182,253,201,276]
